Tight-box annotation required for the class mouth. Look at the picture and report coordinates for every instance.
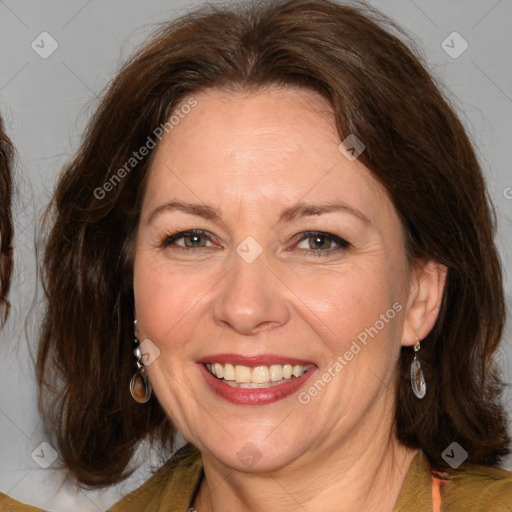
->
[204,362,313,389]
[198,357,317,405]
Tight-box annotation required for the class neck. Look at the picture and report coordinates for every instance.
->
[193,419,418,512]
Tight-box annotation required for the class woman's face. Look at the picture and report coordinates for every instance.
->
[134,86,417,472]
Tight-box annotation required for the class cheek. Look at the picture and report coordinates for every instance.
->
[287,258,404,360]
[133,251,219,353]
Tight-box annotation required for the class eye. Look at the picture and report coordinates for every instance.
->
[160,229,215,249]
[295,231,350,256]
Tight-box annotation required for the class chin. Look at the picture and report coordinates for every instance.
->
[198,432,307,473]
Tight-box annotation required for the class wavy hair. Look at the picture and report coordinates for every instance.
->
[38,0,510,487]
[0,116,14,325]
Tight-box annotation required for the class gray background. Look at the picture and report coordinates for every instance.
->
[1,1,511,510]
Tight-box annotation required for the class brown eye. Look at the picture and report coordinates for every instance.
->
[182,232,208,247]
[160,229,214,249]
[295,231,350,256]
[309,234,333,250]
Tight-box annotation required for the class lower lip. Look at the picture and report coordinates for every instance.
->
[198,363,316,405]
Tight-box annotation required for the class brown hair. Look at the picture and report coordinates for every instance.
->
[0,115,14,324]
[38,0,510,487]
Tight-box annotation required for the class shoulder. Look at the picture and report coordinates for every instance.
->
[441,462,512,511]
[0,493,48,511]
[108,443,203,512]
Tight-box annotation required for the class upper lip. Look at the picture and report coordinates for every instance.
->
[196,353,316,367]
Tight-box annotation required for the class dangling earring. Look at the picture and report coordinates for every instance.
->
[130,320,152,403]
[410,331,426,399]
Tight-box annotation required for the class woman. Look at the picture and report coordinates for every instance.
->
[2,0,511,511]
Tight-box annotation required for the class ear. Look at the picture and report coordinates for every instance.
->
[402,259,448,346]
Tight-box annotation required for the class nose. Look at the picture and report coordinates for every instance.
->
[212,250,290,336]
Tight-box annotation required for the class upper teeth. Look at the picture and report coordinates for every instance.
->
[206,363,308,384]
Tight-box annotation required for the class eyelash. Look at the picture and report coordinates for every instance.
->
[159,229,350,257]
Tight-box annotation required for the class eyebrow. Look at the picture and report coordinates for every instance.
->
[147,200,371,226]
[278,201,371,225]
[147,201,221,225]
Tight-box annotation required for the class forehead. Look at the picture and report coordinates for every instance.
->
[143,86,394,229]
[164,86,340,167]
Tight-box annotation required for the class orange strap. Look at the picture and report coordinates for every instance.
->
[431,474,447,512]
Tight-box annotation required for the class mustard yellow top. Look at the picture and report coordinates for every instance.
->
[2,444,512,511]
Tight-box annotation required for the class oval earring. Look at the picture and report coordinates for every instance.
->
[411,332,426,399]
[130,365,152,403]
[130,320,152,403]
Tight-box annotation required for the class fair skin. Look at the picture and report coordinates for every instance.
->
[133,86,447,512]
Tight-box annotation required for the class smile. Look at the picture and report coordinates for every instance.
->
[205,362,311,388]
[199,359,317,405]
